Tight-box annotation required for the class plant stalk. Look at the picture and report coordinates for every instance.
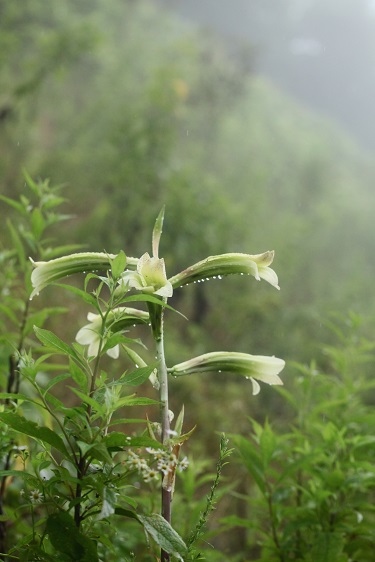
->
[148,301,171,562]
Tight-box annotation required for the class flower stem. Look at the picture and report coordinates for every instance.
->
[148,300,171,562]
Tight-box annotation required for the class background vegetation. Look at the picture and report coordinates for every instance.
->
[1,1,375,559]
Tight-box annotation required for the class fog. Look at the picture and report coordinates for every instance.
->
[161,0,375,150]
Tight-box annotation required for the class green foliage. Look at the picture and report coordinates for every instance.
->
[0,181,283,560]
[229,316,375,561]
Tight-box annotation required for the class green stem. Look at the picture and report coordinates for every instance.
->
[148,301,171,562]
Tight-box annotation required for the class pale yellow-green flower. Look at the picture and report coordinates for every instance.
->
[30,252,138,298]
[169,351,285,395]
[168,251,279,290]
[75,307,149,359]
[118,252,173,298]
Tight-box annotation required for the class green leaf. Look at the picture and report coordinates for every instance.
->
[114,507,139,520]
[0,392,38,404]
[0,194,28,216]
[259,421,276,468]
[0,413,69,457]
[174,405,185,436]
[231,434,266,494]
[152,206,165,258]
[122,294,187,319]
[34,327,80,362]
[111,250,127,279]
[97,486,117,520]
[0,470,39,486]
[138,514,188,560]
[31,207,45,239]
[23,169,41,196]
[69,358,88,391]
[116,396,160,407]
[76,441,112,464]
[119,364,157,387]
[69,388,105,417]
[7,219,26,268]
[46,512,99,562]
[53,284,98,308]
[308,532,344,562]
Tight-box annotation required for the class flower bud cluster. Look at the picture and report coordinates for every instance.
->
[125,448,189,483]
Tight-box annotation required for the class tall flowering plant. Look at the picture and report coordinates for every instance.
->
[28,207,285,561]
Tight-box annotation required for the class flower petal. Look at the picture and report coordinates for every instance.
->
[250,377,261,396]
[106,345,120,359]
[75,325,97,346]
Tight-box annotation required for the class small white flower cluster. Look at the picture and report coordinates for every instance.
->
[125,448,189,483]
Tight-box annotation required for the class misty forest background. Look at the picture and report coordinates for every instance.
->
[1,0,375,556]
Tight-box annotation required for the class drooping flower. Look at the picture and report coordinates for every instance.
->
[75,307,149,359]
[30,252,138,299]
[168,251,279,290]
[118,252,173,298]
[169,351,285,395]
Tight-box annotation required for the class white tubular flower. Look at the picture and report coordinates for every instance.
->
[168,251,279,290]
[169,352,285,395]
[76,312,118,359]
[75,307,149,359]
[118,252,173,298]
[30,252,138,299]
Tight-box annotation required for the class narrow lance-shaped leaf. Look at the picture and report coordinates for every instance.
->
[169,251,279,290]
[0,413,69,457]
[169,351,285,395]
[152,206,165,258]
[34,326,81,362]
